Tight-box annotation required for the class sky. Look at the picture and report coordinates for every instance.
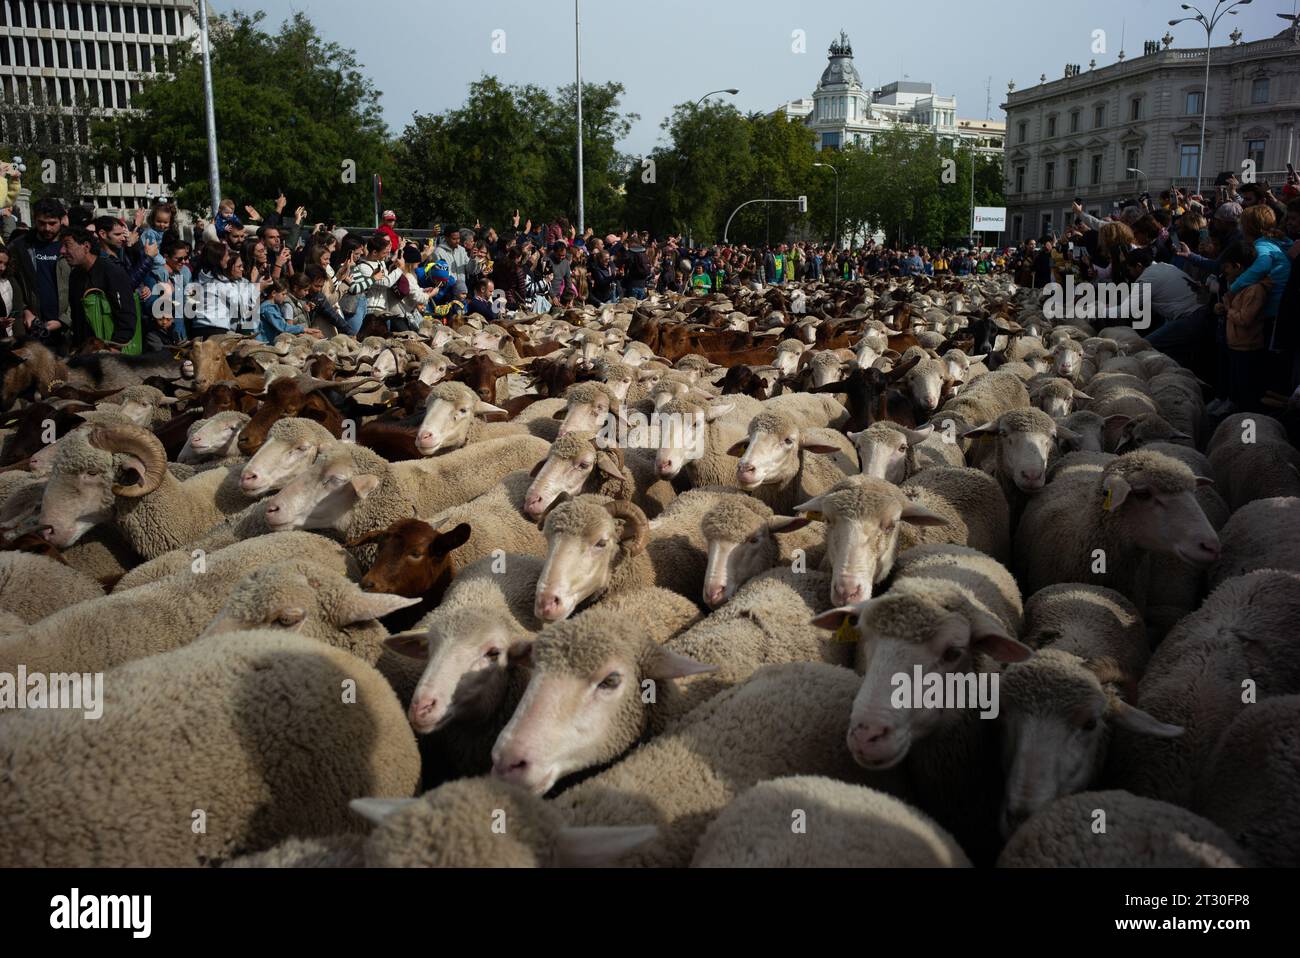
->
[232,0,1295,155]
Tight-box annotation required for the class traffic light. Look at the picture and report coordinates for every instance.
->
[797,195,808,213]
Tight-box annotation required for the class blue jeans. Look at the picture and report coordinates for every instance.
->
[628,286,647,300]
[1145,304,1214,375]
[335,298,366,336]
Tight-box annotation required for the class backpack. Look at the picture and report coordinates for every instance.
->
[81,287,144,355]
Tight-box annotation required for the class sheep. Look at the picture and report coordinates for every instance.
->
[690,777,971,868]
[812,544,1029,863]
[961,407,1066,500]
[413,380,520,455]
[729,410,858,512]
[0,551,104,623]
[40,424,251,559]
[344,778,658,868]
[1048,339,1086,384]
[902,354,953,418]
[0,630,420,867]
[521,432,674,521]
[998,584,1180,837]
[551,381,623,437]
[651,395,760,486]
[0,536,362,674]
[1207,497,1300,589]
[1107,570,1300,808]
[849,421,964,485]
[1030,377,1091,419]
[235,417,340,498]
[997,791,1247,867]
[178,411,250,465]
[97,383,175,427]
[225,835,367,869]
[488,593,708,794]
[795,468,1010,606]
[422,470,548,569]
[1207,415,1300,510]
[353,518,473,631]
[932,370,1030,453]
[1013,449,1221,614]
[1110,411,1193,454]
[1194,695,1300,867]
[533,489,736,622]
[699,495,823,607]
[1147,372,1205,445]
[487,662,910,867]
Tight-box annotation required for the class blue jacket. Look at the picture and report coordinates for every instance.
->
[258,300,307,343]
[1230,237,1292,319]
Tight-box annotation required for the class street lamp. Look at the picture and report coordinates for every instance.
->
[813,162,839,250]
[1169,0,1253,195]
[1127,167,1147,194]
[695,89,740,108]
[678,89,739,246]
[575,0,585,234]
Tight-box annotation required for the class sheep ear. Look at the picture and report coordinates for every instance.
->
[431,522,472,555]
[961,421,998,439]
[1072,389,1093,401]
[1055,425,1081,446]
[529,457,549,478]
[800,439,842,455]
[350,797,419,826]
[1109,699,1184,738]
[350,475,382,500]
[507,638,535,667]
[475,400,506,416]
[969,611,1033,663]
[725,440,749,457]
[552,408,571,420]
[383,631,429,660]
[1103,414,1132,430]
[703,402,735,423]
[966,353,987,363]
[901,424,934,444]
[793,495,827,521]
[900,502,950,527]
[339,591,422,625]
[1101,474,1132,512]
[810,606,859,631]
[553,825,659,868]
[1194,476,1215,489]
[644,646,719,680]
[769,516,812,534]
[594,451,629,482]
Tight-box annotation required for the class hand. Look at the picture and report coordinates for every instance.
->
[126,231,140,247]
[524,219,532,233]
[23,310,38,329]
[296,206,308,224]
[245,205,262,221]
[144,241,158,258]
[278,247,292,265]
[276,192,288,212]
[306,327,324,338]
[138,286,153,300]
[133,208,147,228]
[512,210,520,228]
[474,219,481,230]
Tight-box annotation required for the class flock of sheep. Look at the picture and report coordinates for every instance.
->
[1,273,1298,868]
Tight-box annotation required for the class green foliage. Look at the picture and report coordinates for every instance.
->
[1,86,103,205]
[92,10,392,222]
[391,76,636,230]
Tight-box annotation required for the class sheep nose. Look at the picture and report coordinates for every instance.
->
[535,592,564,620]
[523,495,544,517]
[833,580,864,606]
[1019,469,1044,488]
[847,722,893,762]
[41,526,56,543]
[657,459,676,478]
[1199,539,1222,561]
[492,754,530,783]
[704,584,726,607]
[240,471,259,488]
[360,578,377,592]
[409,697,439,730]
[737,463,757,481]
[1001,805,1033,838]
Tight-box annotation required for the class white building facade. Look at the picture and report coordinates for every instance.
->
[776,31,1004,159]
[0,0,199,214]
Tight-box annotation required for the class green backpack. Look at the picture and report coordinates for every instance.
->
[82,287,144,355]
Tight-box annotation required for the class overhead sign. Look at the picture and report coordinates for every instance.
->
[972,207,1007,232]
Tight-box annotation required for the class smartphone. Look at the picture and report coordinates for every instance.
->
[1072,247,1084,261]
[1288,162,1297,178]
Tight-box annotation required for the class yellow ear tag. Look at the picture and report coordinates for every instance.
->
[1102,488,1113,512]
[803,510,826,522]
[832,620,858,644]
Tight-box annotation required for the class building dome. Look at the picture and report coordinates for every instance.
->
[818,30,862,89]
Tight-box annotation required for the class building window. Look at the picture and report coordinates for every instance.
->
[1093,105,1105,128]
[1246,139,1265,170]
[1067,158,1078,187]
[1044,161,1055,190]
[84,41,95,68]
[54,2,64,28]
[1179,144,1200,178]
[1047,116,1056,137]
[1251,78,1269,104]
[152,7,162,34]
[165,8,175,34]
[110,3,119,31]
[123,4,135,32]
[1186,90,1204,115]
[1130,97,1142,121]
[1015,165,1025,193]
[1012,214,1023,243]
[1091,154,1102,185]
[822,132,841,150]
[1069,110,1080,133]
[1017,120,1027,143]
[1042,212,1053,237]
[1126,149,1140,176]
[68,3,78,29]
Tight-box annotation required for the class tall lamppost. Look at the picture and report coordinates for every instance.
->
[812,162,839,249]
[1168,0,1253,195]
[678,89,738,246]
[575,0,584,234]
[198,0,221,216]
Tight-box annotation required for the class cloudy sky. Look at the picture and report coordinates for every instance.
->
[239,0,1294,154]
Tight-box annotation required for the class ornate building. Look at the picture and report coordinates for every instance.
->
[774,31,1004,158]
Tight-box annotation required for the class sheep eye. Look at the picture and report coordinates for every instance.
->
[598,672,622,691]
[595,538,609,549]
[898,444,908,453]
[276,610,305,626]
[1132,488,1152,501]
[1080,718,1098,732]
[748,535,761,545]
[579,460,594,469]
[784,437,795,446]
[328,475,346,485]
[484,648,502,661]
[409,551,423,559]
[941,647,963,664]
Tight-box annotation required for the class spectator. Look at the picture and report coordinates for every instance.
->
[258,277,321,343]
[435,228,471,283]
[62,227,144,353]
[376,211,401,255]
[6,196,68,344]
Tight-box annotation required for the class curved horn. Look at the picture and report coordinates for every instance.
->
[87,424,167,498]
[603,500,649,557]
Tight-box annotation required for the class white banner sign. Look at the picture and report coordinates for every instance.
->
[972,207,1007,232]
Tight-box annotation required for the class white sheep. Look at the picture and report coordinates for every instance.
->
[698,494,823,608]
[0,551,104,623]
[0,629,420,867]
[1207,415,1300,511]
[691,777,971,868]
[997,790,1247,867]
[1206,497,1300,590]
[849,421,964,485]
[729,410,858,513]
[178,411,251,465]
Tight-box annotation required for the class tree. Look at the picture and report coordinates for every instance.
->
[391,77,636,231]
[92,10,392,223]
[1,85,103,206]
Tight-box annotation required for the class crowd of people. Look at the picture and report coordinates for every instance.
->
[1,161,1296,413]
